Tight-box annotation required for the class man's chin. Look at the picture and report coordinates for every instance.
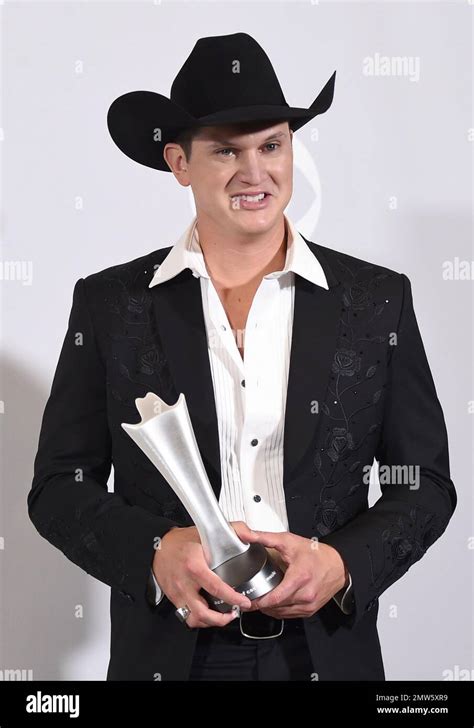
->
[225,209,283,234]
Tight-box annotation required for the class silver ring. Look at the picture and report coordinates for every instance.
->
[175,605,191,623]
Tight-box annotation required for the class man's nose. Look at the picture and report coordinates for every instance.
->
[236,150,269,182]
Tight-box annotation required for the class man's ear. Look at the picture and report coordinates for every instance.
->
[163,143,190,187]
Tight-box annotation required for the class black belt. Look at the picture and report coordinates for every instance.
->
[201,611,304,640]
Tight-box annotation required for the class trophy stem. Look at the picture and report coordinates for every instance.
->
[121,392,248,569]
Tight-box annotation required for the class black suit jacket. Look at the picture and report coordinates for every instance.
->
[28,236,457,680]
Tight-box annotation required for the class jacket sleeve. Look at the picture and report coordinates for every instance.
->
[319,273,457,625]
[28,277,183,605]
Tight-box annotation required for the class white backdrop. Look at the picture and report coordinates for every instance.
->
[1,0,472,681]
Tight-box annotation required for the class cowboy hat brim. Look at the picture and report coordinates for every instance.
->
[107,71,336,172]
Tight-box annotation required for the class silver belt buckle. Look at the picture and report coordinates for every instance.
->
[239,612,284,640]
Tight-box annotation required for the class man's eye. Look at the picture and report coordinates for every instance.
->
[216,143,280,157]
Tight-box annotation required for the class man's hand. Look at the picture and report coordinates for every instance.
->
[152,522,252,628]
[232,526,349,619]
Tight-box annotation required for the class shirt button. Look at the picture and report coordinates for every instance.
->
[251,439,258,446]
[253,495,261,502]
[241,379,245,387]
[221,325,226,331]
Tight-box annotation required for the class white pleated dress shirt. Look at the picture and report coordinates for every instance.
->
[146,214,353,614]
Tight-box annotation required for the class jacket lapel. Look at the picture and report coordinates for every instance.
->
[150,239,342,501]
[283,245,342,484]
[150,269,223,499]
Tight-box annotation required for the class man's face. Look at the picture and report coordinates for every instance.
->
[168,120,293,236]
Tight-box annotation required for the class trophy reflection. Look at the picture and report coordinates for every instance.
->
[121,391,283,613]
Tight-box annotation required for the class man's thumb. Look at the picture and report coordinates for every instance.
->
[230,520,257,542]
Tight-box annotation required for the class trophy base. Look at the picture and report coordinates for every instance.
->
[200,542,284,613]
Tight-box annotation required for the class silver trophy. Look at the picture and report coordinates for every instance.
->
[121,392,283,613]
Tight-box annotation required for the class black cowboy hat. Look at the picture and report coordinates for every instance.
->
[107,32,336,172]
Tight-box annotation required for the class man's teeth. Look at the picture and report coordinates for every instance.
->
[231,193,266,202]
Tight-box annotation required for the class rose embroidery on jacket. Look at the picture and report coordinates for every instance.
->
[312,261,389,533]
[367,507,443,596]
[313,498,348,536]
[332,349,361,377]
[325,427,355,463]
[104,262,176,409]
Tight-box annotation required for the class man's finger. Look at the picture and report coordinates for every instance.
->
[240,528,290,551]
[188,594,241,628]
[199,569,251,610]
[252,570,298,609]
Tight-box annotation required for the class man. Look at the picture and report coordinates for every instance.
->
[28,33,456,681]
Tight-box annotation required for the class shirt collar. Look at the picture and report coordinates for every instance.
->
[148,214,328,290]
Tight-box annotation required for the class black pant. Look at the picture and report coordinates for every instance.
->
[189,614,314,681]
